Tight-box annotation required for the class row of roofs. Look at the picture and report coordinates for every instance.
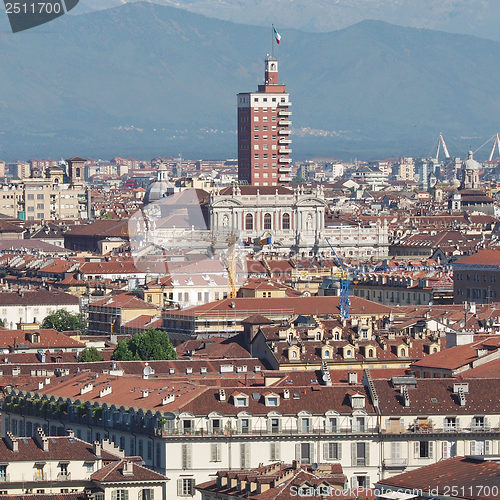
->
[7,370,500,417]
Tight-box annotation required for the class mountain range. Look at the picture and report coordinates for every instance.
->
[78,0,500,42]
[0,1,499,160]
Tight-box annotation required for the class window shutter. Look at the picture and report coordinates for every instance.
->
[177,479,183,496]
[337,442,342,460]
[274,442,280,460]
[295,443,301,461]
[245,443,250,468]
[455,418,460,430]
[442,441,449,459]
[237,419,242,433]
[414,441,419,458]
[429,441,433,459]
[182,443,192,469]
[310,442,315,463]
[470,441,476,455]
[323,443,329,460]
[211,443,219,462]
[365,442,370,466]
[112,492,117,500]
[485,441,491,455]
[484,417,489,429]
[351,442,356,466]
[351,477,358,489]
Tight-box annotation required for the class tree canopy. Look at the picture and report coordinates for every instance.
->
[41,310,87,332]
[78,347,104,362]
[111,328,177,361]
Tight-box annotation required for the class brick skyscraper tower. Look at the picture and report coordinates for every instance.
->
[237,55,292,186]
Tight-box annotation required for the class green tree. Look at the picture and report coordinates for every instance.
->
[41,310,87,332]
[111,339,137,361]
[78,347,104,362]
[111,328,177,361]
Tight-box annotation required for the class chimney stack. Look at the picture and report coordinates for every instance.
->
[34,427,49,451]
[93,441,101,458]
[5,431,18,452]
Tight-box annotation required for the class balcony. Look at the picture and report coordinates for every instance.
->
[278,110,291,116]
[155,425,379,438]
[279,148,292,154]
[278,101,291,107]
[278,120,291,126]
[279,176,292,183]
[279,157,292,163]
[0,474,10,482]
[57,472,71,481]
[383,458,408,469]
[278,129,291,135]
[33,474,45,481]
[471,423,490,432]
[279,138,292,144]
[278,166,292,173]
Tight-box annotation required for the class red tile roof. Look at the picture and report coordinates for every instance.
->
[377,456,500,500]
[454,249,500,266]
[91,459,168,482]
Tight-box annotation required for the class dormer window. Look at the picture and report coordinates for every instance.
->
[233,394,249,408]
[348,392,366,409]
[265,394,280,407]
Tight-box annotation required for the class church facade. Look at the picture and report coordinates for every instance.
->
[210,185,389,258]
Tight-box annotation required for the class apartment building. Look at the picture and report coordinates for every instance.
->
[0,429,168,500]
[0,289,80,329]
[0,179,89,221]
[3,371,500,499]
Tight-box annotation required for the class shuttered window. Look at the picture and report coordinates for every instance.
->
[270,442,280,461]
[181,443,192,469]
[323,442,341,461]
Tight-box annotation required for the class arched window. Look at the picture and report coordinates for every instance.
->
[400,348,406,357]
[271,63,276,71]
[346,349,352,357]
[368,349,374,358]
[432,347,438,353]
[245,213,253,230]
[75,167,81,178]
[264,213,272,230]
[282,213,290,230]
[324,350,330,358]
[291,351,297,359]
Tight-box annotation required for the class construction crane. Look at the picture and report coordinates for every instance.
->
[325,238,350,319]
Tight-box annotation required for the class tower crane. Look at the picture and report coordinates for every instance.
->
[325,238,350,319]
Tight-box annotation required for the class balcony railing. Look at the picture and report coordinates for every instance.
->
[278,101,292,107]
[155,426,379,438]
[279,158,292,163]
[0,475,10,482]
[278,110,291,116]
[383,458,408,468]
[57,472,71,481]
[33,474,45,481]
[278,120,291,126]
[279,138,292,144]
[279,148,292,154]
[278,129,291,135]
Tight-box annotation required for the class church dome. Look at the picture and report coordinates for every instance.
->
[463,150,481,170]
[144,180,174,205]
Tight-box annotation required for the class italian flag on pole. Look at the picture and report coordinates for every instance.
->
[273,26,281,45]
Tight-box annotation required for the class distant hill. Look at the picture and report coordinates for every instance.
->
[0,2,499,160]
[79,0,500,42]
